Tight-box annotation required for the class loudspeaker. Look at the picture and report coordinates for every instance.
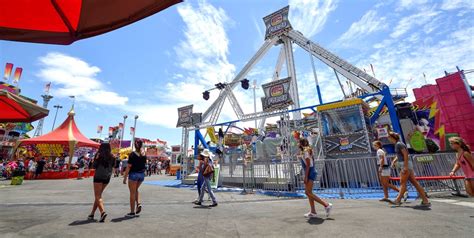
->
[395,102,414,119]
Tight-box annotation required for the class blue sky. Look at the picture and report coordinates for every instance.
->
[1,0,473,146]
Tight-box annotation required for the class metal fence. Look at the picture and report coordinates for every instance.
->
[219,153,466,197]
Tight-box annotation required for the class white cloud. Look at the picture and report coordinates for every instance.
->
[289,0,338,38]
[37,52,128,106]
[359,25,474,101]
[336,10,387,47]
[126,0,243,128]
[390,9,440,38]
[398,0,429,9]
[441,0,474,10]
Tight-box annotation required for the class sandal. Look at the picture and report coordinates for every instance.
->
[99,212,107,222]
[379,198,391,202]
[136,203,142,214]
[87,214,94,221]
[420,202,431,207]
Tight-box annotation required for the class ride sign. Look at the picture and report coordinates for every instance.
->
[261,77,294,111]
[263,6,292,39]
[176,105,193,127]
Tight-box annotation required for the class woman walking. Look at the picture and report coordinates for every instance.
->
[449,137,474,196]
[194,149,218,207]
[123,140,146,217]
[373,141,399,201]
[88,143,115,222]
[389,132,430,206]
[299,138,332,218]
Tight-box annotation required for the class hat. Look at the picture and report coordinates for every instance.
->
[200,149,214,158]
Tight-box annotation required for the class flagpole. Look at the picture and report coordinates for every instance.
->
[132,115,138,151]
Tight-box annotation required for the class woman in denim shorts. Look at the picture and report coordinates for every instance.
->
[123,140,146,217]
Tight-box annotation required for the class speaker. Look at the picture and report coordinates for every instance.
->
[395,102,414,119]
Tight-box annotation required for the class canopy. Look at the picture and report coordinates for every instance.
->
[0,90,49,123]
[18,109,99,169]
[0,0,181,45]
[19,109,99,148]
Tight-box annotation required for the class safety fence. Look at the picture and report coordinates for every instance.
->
[219,153,466,197]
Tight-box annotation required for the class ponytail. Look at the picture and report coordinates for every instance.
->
[449,137,471,153]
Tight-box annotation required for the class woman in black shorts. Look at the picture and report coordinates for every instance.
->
[88,142,115,222]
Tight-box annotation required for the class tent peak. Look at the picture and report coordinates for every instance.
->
[68,108,75,117]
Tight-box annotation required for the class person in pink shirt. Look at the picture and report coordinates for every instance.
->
[449,137,474,196]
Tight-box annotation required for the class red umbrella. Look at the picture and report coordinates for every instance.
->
[0,90,49,123]
[0,0,181,45]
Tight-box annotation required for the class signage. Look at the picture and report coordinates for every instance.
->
[263,6,292,39]
[339,137,352,150]
[261,77,293,111]
[176,105,193,127]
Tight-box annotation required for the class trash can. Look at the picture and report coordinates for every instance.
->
[11,176,24,185]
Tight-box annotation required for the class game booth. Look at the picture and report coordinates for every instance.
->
[16,109,100,180]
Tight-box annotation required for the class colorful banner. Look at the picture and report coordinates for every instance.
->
[263,6,292,40]
[261,77,293,111]
[35,144,65,157]
[13,67,22,83]
[176,105,193,127]
[130,127,135,136]
[4,63,13,81]
[44,82,51,94]
[97,125,103,134]
[108,126,114,137]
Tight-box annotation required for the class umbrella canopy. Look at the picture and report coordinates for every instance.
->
[0,0,181,45]
[0,90,49,123]
[19,109,99,148]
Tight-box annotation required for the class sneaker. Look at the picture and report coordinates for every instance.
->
[125,212,136,218]
[87,214,94,221]
[209,203,218,207]
[99,212,107,222]
[304,212,318,218]
[325,203,333,218]
[193,201,202,206]
[403,191,409,202]
[136,204,142,214]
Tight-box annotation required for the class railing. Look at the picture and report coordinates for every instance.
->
[219,153,465,197]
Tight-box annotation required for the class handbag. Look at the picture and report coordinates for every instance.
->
[203,164,214,177]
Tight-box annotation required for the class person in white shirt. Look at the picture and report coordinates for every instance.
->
[373,141,399,202]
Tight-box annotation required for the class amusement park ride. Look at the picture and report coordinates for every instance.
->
[176,6,409,178]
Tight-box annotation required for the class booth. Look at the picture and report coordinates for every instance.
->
[318,98,372,158]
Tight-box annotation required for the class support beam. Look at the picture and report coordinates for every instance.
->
[282,36,301,120]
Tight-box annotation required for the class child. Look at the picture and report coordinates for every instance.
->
[449,137,474,196]
[299,138,332,218]
[373,141,399,202]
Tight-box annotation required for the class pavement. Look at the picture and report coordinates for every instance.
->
[0,175,473,238]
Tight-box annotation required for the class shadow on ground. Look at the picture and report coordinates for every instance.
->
[69,220,97,226]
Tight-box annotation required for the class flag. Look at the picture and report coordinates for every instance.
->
[130,127,135,136]
[3,63,13,81]
[97,125,103,134]
[118,123,124,129]
[108,127,114,136]
[370,64,375,77]
[13,67,22,83]
[44,82,51,94]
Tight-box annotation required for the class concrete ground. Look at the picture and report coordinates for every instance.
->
[0,175,473,238]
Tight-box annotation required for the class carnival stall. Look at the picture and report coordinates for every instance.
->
[17,109,99,179]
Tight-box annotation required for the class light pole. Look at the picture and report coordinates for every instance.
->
[118,115,128,152]
[51,104,63,131]
[252,79,258,129]
[131,115,138,151]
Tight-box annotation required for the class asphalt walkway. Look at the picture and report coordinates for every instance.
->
[0,175,473,238]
